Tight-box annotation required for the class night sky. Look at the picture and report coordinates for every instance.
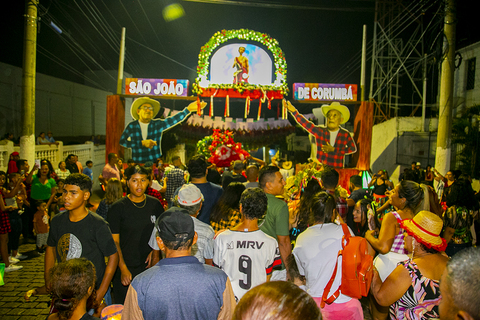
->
[1,1,375,89]
[0,0,475,114]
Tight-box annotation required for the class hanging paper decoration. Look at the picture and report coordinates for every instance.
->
[209,89,219,117]
[257,99,262,121]
[268,97,272,111]
[210,95,214,117]
[244,96,251,118]
[224,95,230,117]
[197,96,202,116]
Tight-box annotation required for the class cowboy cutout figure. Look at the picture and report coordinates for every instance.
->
[120,97,206,163]
[285,100,357,168]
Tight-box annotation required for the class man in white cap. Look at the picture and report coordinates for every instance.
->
[120,97,206,163]
[286,100,356,168]
[148,183,215,265]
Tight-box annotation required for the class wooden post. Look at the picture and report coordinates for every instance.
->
[435,0,456,175]
[20,0,38,165]
[117,28,126,95]
[106,95,125,163]
[353,101,374,170]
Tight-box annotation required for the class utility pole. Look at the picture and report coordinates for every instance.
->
[361,24,367,102]
[435,0,456,175]
[117,27,126,94]
[20,0,38,164]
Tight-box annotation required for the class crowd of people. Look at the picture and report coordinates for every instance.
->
[0,151,99,272]
[1,150,480,320]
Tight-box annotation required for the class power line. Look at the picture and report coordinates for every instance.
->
[47,0,142,76]
[75,0,143,75]
[44,2,117,72]
[135,0,167,53]
[329,0,442,84]
[37,44,110,91]
[127,37,197,72]
[116,0,149,45]
[69,0,140,74]
[183,0,374,12]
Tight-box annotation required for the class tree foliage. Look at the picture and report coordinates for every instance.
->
[452,105,480,179]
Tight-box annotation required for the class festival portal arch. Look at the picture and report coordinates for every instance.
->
[178,29,293,166]
[193,29,288,102]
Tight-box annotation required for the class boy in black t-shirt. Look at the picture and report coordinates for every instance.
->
[44,173,118,307]
[107,165,164,304]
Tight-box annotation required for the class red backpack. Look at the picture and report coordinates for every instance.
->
[321,223,374,308]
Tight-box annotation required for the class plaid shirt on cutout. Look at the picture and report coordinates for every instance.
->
[292,110,356,168]
[120,108,190,163]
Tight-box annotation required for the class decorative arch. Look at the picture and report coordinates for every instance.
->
[193,29,288,98]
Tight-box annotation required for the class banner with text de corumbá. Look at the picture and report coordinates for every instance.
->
[293,83,357,102]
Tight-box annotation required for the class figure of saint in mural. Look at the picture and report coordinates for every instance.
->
[233,47,249,84]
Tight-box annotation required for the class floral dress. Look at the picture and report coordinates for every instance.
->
[443,206,475,245]
[390,260,441,320]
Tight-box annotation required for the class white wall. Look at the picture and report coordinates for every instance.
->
[0,62,112,139]
[370,117,439,185]
[454,41,480,115]
[370,118,400,182]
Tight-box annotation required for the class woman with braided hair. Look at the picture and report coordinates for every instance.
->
[365,180,425,320]
[288,177,323,242]
[47,258,99,320]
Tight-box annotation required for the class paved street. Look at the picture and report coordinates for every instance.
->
[0,192,103,320]
[0,189,374,319]
[0,241,51,320]
[0,239,373,320]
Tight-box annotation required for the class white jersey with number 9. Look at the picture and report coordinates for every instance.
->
[213,229,281,301]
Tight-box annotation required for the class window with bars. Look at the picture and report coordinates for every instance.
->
[466,58,476,90]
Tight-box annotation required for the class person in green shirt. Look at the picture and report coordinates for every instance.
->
[259,165,290,280]
[31,160,57,211]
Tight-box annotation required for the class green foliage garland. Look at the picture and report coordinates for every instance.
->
[194,29,288,95]
[452,105,480,179]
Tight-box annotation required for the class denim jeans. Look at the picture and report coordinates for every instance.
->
[8,211,22,251]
